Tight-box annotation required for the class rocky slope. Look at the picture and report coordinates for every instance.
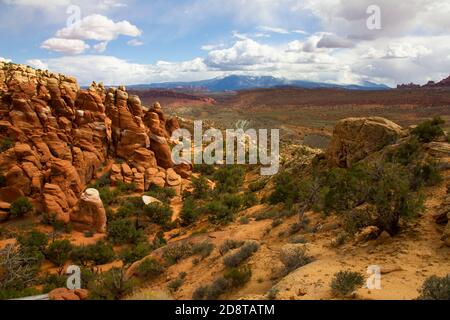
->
[0,62,190,232]
[123,117,450,301]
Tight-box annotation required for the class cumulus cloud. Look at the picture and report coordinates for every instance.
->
[0,57,12,63]
[26,55,219,85]
[40,38,90,54]
[15,0,450,87]
[205,39,281,69]
[26,59,49,70]
[55,14,141,42]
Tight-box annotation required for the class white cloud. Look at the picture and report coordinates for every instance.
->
[205,39,281,69]
[293,29,308,35]
[127,39,144,46]
[303,0,450,39]
[40,38,90,55]
[55,14,141,42]
[0,57,12,63]
[26,59,48,70]
[26,55,219,85]
[1,0,70,8]
[1,0,127,11]
[93,41,108,53]
[258,26,290,34]
[201,43,224,51]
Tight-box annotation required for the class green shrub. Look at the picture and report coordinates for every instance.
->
[18,231,48,251]
[192,242,214,260]
[342,208,374,236]
[248,179,267,192]
[152,230,167,249]
[17,238,46,266]
[417,274,450,300]
[223,241,259,268]
[0,138,14,152]
[368,163,423,235]
[88,268,137,300]
[163,243,193,265]
[71,241,115,266]
[107,219,143,245]
[193,164,215,176]
[224,265,252,288]
[219,239,245,256]
[204,199,234,225]
[42,273,67,293]
[331,271,365,298]
[136,258,165,280]
[192,285,209,300]
[116,201,138,219]
[119,242,153,265]
[412,117,445,143]
[321,165,370,214]
[222,193,243,211]
[386,137,422,165]
[411,161,443,189]
[272,218,283,228]
[321,162,423,235]
[280,247,313,274]
[204,277,230,300]
[99,188,120,206]
[0,287,40,300]
[255,210,278,221]
[89,171,111,189]
[117,181,136,193]
[268,172,299,205]
[168,278,184,293]
[45,240,73,267]
[242,191,257,208]
[191,176,210,199]
[212,165,245,194]
[180,197,200,226]
[10,197,33,218]
[204,193,246,225]
[145,185,176,204]
[168,274,186,293]
[143,203,172,227]
[239,216,250,225]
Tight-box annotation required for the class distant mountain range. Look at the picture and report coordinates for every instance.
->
[127,75,391,92]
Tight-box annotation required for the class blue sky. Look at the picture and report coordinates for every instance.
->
[1,0,450,86]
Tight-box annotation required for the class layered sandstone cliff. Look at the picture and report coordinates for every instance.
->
[0,62,189,229]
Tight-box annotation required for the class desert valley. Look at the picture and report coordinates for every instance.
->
[0,60,449,301]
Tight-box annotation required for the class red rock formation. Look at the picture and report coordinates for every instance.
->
[71,188,107,233]
[0,62,190,229]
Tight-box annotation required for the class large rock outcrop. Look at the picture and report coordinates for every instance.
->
[0,62,189,230]
[327,117,405,167]
[70,188,107,233]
